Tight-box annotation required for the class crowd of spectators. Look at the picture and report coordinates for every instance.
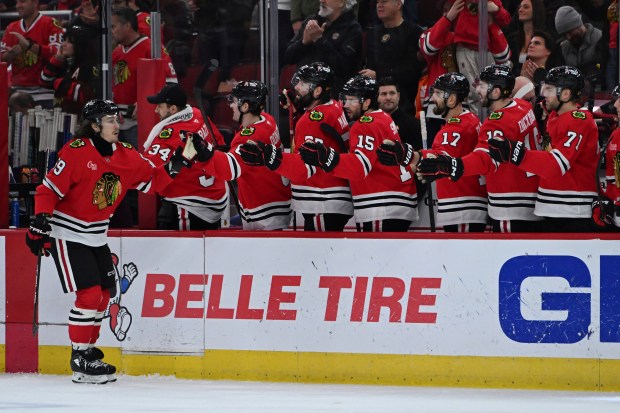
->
[3,0,620,232]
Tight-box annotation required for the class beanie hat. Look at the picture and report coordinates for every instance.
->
[555,6,583,35]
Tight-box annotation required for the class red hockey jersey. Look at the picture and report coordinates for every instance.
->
[420,17,511,92]
[519,109,599,218]
[331,109,418,224]
[276,99,353,215]
[603,129,620,226]
[423,110,487,226]
[112,36,177,111]
[1,14,64,87]
[204,114,292,230]
[461,99,541,221]
[453,0,510,49]
[142,106,228,224]
[35,138,172,246]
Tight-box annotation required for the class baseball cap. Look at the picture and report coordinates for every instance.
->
[147,83,187,107]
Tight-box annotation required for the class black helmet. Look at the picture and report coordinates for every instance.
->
[82,99,119,122]
[293,62,334,90]
[479,64,515,97]
[544,66,584,99]
[230,80,268,113]
[433,72,470,101]
[340,75,378,106]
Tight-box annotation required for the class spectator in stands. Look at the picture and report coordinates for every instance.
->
[284,0,362,94]
[160,0,193,77]
[360,0,422,113]
[8,90,35,113]
[192,0,255,86]
[142,83,228,230]
[40,24,99,114]
[112,0,157,38]
[607,0,618,91]
[377,77,421,150]
[507,0,546,75]
[519,30,563,82]
[419,0,511,124]
[291,0,319,34]
[453,0,512,115]
[111,7,177,147]
[1,0,65,108]
[555,5,605,85]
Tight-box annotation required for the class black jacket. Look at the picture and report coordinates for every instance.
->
[285,10,363,94]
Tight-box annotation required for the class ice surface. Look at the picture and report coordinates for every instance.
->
[0,374,619,413]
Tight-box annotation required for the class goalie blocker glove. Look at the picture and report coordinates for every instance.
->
[25,213,52,256]
[417,154,464,182]
[298,141,339,172]
[376,141,416,167]
[488,137,526,165]
[238,141,282,171]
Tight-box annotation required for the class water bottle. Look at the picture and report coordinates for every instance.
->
[9,198,19,228]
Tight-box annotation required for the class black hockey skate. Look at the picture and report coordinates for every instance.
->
[82,347,117,383]
[70,349,117,384]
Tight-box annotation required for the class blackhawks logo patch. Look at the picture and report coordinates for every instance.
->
[121,142,133,149]
[309,110,324,121]
[360,115,374,123]
[92,172,122,210]
[572,111,586,120]
[447,117,461,124]
[488,111,503,120]
[70,139,85,148]
[159,128,173,139]
[240,127,256,136]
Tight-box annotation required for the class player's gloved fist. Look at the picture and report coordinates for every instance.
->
[25,213,52,256]
[167,146,192,177]
[488,137,525,166]
[239,141,282,171]
[592,197,614,228]
[376,140,414,166]
[417,154,463,182]
[191,134,214,162]
[299,141,339,172]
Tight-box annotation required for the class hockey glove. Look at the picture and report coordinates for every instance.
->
[25,213,51,256]
[488,137,526,166]
[376,140,415,167]
[592,197,614,228]
[417,154,463,182]
[191,133,214,163]
[299,141,339,172]
[166,146,192,177]
[238,141,282,171]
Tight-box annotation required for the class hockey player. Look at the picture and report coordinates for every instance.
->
[417,64,542,232]
[188,81,292,230]
[143,83,228,230]
[238,62,353,231]
[488,66,599,232]
[377,73,488,232]
[298,75,418,232]
[25,100,184,384]
[111,7,177,147]
[1,0,64,106]
[592,85,620,230]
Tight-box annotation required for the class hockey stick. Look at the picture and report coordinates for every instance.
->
[32,249,42,336]
[420,111,436,232]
